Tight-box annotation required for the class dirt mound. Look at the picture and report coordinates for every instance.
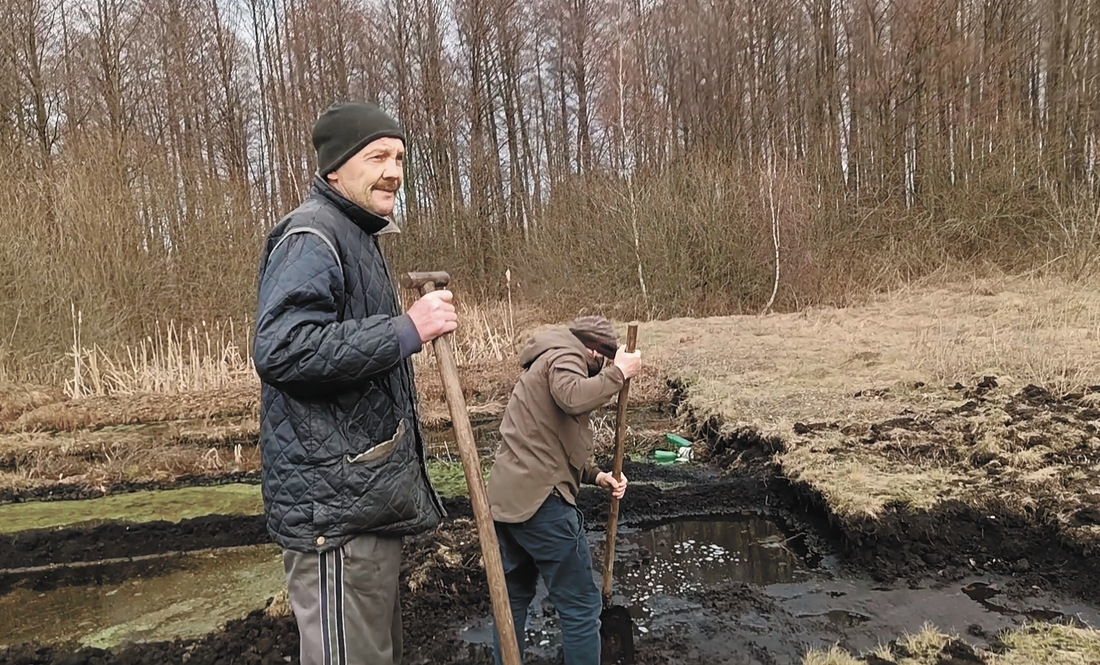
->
[0,608,300,665]
[0,385,63,425]
[805,488,1100,600]
[10,385,260,433]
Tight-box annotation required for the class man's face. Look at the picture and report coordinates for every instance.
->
[327,137,405,217]
[586,348,607,376]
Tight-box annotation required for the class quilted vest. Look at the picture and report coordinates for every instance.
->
[253,176,444,552]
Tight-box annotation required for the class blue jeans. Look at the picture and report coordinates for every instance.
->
[492,493,602,665]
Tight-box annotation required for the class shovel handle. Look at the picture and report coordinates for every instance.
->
[415,280,523,665]
[601,322,639,601]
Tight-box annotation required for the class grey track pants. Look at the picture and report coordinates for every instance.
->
[283,534,404,665]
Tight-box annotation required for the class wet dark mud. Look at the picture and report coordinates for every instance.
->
[810,492,1100,602]
[0,514,269,572]
[1,494,486,573]
[0,472,792,665]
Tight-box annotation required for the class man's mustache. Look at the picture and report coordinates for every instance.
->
[372,179,401,193]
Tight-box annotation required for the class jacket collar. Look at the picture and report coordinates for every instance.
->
[311,175,401,236]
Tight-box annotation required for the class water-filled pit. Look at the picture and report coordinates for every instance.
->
[460,516,1100,662]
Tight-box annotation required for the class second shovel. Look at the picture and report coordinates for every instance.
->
[598,322,638,665]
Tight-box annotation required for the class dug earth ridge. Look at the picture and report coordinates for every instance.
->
[690,377,1100,606]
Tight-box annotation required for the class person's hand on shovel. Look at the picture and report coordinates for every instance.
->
[596,471,628,499]
[598,346,640,500]
[613,345,642,379]
[407,290,458,342]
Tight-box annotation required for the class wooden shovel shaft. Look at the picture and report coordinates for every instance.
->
[419,284,522,665]
[601,322,639,601]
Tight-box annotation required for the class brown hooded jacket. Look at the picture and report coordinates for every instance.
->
[487,327,625,523]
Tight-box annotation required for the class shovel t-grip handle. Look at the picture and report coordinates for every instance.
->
[407,277,522,665]
[601,322,639,602]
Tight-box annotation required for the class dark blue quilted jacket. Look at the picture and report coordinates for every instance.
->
[253,176,444,552]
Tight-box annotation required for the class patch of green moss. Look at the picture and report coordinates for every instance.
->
[0,484,263,534]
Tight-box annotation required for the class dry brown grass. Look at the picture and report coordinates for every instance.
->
[264,589,291,619]
[779,383,1100,520]
[994,624,1100,664]
[419,400,509,431]
[15,301,548,435]
[804,625,950,664]
[0,383,64,423]
[645,275,1100,434]
[803,623,1100,664]
[801,647,861,665]
[782,446,968,519]
[67,317,255,399]
[8,276,1098,508]
[0,303,678,495]
[643,275,1100,528]
[0,301,543,492]
[0,425,261,495]
[10,297,673,437]
[8,385,261,433]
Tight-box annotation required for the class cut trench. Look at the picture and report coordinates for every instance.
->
[0,483,263,535]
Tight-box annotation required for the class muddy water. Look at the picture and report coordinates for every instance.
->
[615,518,806,593]
[0,484,262,534]
[0,545,283,649]
[460,516,1100,663]
[459,517,808,655]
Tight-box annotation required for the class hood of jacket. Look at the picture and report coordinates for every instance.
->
[519,327,602,376]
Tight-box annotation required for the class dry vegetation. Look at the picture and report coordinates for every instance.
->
[0,384,64,424]
[0,300,539,434]
[3,0,1100,388]
[803,624,1100,664]
[646,275,1100,434]
[2,1,1099,660]
[4,272,1100,659]
[646,274,1100,546]
[0,297,679,493]
[4,275,1097,508]
[0,418,260,495]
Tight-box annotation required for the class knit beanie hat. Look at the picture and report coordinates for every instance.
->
[312,102,406,177]
[568,316,620,360]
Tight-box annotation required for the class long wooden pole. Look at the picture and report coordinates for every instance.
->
[416,281,522,665]
[601,322,639,601]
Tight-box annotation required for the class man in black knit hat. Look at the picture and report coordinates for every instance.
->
[253,101,456,665]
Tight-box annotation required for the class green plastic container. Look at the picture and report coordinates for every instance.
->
[665,433,693,448]
[653,449,678,461]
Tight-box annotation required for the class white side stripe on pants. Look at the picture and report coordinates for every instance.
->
[318,548,347,664]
